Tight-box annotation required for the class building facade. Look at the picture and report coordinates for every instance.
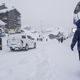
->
[0,8,21,33]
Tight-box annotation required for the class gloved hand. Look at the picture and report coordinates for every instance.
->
[71,45,74,51]
[71,47,74,51]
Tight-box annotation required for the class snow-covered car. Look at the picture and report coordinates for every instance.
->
[7,34,36,51]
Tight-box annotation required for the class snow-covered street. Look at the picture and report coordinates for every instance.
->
[0,0,79,80]
[0,37,80,80]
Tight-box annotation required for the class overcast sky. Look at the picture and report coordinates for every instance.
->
[0,0,80,32]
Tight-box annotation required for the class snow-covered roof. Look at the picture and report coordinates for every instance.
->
[0,20,5,25]
[0,7,15,13]
[0,8,8,13]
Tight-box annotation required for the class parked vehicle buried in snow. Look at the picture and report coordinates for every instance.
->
[7,33,36,51]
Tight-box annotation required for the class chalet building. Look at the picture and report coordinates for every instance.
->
[0,7,21,33]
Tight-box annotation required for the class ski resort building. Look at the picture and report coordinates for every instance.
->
[0,4,21,33]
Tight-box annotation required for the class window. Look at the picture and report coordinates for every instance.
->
[22,35,26,38]
[27,35,34,40]
[0,29,2,34]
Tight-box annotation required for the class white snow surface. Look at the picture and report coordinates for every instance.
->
[0,36,80,80]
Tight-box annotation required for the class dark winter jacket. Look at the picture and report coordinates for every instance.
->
[71,28,80,51]
[75,19,80,28]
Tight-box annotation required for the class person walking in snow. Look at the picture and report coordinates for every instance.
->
[71,20,80,60]
[71,1,80,61]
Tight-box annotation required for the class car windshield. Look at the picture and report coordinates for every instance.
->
[27,35,34,40]
[22,35,26,38]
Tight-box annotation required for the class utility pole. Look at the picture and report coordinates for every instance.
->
[40,20,43,35]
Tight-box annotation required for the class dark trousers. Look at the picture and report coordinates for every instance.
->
[0,38,2,50]
[78,51,80,60]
